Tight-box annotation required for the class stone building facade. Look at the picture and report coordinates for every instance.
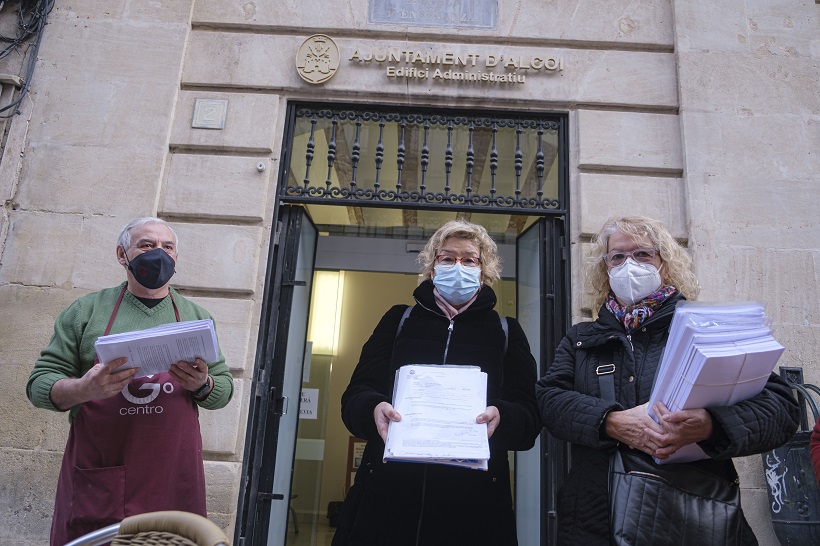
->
[0,1,817,545]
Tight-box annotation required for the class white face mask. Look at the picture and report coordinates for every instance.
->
[608,258,662,305]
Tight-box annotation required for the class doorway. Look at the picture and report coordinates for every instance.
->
[236,103,570,546]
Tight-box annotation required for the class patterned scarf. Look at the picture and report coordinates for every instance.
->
[606,286,677,334]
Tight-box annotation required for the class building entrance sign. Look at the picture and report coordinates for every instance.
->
[352,48,563,85]
[296,35,564,87]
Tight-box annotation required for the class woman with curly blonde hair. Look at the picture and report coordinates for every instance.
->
[585,216,700,311]
[417,219,502,285]
[536,215,798,545]
[335,219,540,546]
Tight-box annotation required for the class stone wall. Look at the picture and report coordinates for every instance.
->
[674,2,820,543]
[0,1,817,544]
[0,2,257,543]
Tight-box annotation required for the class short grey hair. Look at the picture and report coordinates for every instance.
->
[117,217,179,252]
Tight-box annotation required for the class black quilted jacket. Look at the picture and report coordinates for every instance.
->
[334,280,540,546]
[536,293,800,545]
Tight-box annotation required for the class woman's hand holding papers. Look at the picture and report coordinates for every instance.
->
[645,402,713,459]
[377,373,499,444]
[374,401,401,443]
[476,405,500,438]
[605,402,713,459]
[605,402,668,457]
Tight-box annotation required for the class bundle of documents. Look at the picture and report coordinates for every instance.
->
[94,319,219,378]
[647,301,785,464]
[384,364,490,470]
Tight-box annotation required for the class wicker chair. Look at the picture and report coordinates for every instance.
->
[63,510,230,546]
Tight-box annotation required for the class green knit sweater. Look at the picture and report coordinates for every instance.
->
[27,282,233,422]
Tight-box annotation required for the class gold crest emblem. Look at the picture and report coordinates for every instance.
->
[296,34,340,84]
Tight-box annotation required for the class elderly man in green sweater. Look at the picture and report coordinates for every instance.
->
[27,217,234,546]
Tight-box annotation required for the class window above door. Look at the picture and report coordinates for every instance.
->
[282,103,567,215]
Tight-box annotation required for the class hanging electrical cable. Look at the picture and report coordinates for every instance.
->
[0,0,55,117]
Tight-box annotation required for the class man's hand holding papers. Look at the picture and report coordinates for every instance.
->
[94,319,219,378]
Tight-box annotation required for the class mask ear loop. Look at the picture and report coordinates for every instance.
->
[120,245,133,272]
[659,260,670,285]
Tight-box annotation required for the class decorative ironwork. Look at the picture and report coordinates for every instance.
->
[283,105,564,212]
[421,118,430,194]
[466,122,475,199]
[396,118,406,190]
[350,115,361,191]
[325,115,337,191]
[536,124,545,200]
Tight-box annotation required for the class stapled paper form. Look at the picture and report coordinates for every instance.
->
[384,364,489,470]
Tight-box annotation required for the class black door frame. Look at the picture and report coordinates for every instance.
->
[235,101,571,546]
[538,217,572,545]
[235,207,317,546]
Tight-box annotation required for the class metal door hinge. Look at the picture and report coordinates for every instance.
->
[257,383,273,399]
[270,394,288,416]
[273,221,282,247]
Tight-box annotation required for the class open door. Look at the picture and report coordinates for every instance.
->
[515,217,569,546]
[236,205,318,546]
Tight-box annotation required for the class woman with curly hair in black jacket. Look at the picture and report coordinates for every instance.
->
[537,216,799,546]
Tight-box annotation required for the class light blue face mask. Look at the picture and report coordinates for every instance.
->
[433,263,482,305]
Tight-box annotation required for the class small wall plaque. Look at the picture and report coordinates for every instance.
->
[369,0,497,30]
[192,99,228,129]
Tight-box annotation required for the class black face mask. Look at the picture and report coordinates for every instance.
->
[124,247,176,289]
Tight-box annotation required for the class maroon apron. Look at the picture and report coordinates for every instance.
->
[50,288,206,546]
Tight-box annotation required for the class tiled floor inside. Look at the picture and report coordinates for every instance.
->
[286,513,336,546]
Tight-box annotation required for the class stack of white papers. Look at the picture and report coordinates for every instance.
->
[648,302,784,464]
[94,319,219,378]
[384,364,490,470]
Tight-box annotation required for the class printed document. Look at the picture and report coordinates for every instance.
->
[94,319,219,378]
[647,302,784,464]
[384,364,489,470]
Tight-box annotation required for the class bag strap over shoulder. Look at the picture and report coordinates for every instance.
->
[597,363,616,402]
[499,316,508,355]
[396,305,508,357]
[397,304,413,338]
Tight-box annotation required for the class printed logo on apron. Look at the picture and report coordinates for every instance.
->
[119,376,176,414]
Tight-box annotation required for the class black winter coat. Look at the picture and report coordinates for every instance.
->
[333,281,540,546]
[536,293,800,546]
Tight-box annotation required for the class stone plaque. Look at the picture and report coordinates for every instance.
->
[191,98,228,129]
[369,0,497,30]
[296,35,341,84]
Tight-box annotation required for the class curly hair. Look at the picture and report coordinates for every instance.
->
[586,216,699,310]
[417,220,502,285]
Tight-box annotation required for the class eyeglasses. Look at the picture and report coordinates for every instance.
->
[601,247,659,267]
[435,255,481,268]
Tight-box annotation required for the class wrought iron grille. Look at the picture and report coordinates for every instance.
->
[282,105,565,213]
